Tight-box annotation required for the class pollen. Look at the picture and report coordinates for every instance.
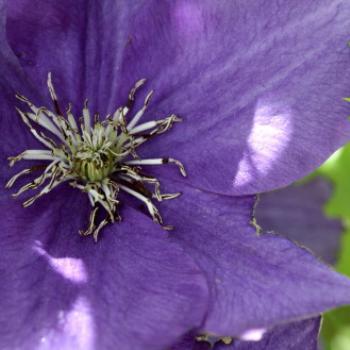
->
[6,73,186,241]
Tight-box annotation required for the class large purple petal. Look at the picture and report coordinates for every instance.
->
[255,178,343,264]
[172,317,321,350]
[118,0,350,195]
[5,0,350,195]
[0,188,208,350]
[158,182,350,336]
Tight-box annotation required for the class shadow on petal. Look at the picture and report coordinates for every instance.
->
[255,177,342,264]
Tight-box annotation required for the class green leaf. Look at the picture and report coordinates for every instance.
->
[316,144,350,349]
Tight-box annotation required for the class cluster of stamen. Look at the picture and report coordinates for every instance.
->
[6,73,186,241]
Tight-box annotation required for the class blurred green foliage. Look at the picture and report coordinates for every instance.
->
[316,144,350,350]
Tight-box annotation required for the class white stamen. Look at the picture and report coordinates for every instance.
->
[16,109,61,149]
[129,120,158,134]
[80,207,99,237]
[6,168,32,188]
[128,78,147,102]
[9,150,58,167]
[125,158,187,177]
[66,104,79,132]
[120,184,163,224]
[83,100,91,134]
[127,90,153,130]
[47,72,59,104]
[27,110,63,139]
[93,218,109,242]
[8,74,185,241]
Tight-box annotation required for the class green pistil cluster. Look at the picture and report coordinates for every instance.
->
[6,73,186,241]
[71,123,122,182]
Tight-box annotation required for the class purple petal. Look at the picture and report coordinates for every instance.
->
[0,3,45,170]
[0,188,208,350]
[224,317,321,350]
[0,6,44,175]
[4,1,350,195]
[159,183,350,336]
[171,318,321,350]
[118,0,350,195]
[255,178,343,264]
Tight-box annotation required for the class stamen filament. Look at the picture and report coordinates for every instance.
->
[9,150,58,167]
[7,73,185,240]
[119,184,163,225]
[6,168,32,188]
[125,158,187,177]
[83,100,91,135]
[127,90,153,130]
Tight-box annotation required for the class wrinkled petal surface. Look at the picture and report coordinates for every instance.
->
[159,182,350,336]
[172,317,321,350]
[0,188,208,350]
[4,0,350,195]
[255,178,343,264]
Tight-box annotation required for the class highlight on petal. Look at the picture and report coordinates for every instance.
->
[234,100,292,188]
[38,297,95,350]
[34,241,88,284]
[238,328,266,342]
[255,177,343,264]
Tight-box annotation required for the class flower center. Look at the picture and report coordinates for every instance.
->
[72,149,114,182]
[6,73,185,241]
[71,125,120,182]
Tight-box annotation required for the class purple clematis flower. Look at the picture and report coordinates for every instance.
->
[1,1,350,349]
